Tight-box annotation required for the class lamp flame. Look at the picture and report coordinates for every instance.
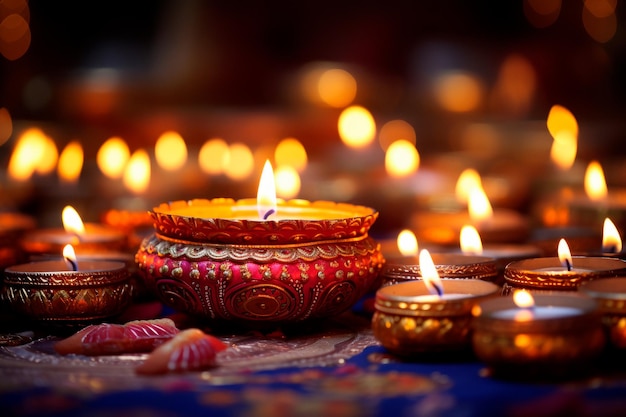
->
[62,205,85,238]
[397,229,418,256]
[547,105,578,171]
[603,217,622,253]
[557,238,573,271]
[455,168,482,204]
[123,149,151,194]
[63,244,78,271]
[460,225,483,255]
[584,161,608,201]
[257,159,277,220]
[468,186,493,222]
[419,249,443,297]
[512,290,535,322]
[513,290,535,309]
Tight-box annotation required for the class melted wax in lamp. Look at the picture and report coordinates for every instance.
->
[491,290,582,320]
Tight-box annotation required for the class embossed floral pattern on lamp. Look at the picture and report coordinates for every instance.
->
[135,161,384,324]
[2,244,131,330]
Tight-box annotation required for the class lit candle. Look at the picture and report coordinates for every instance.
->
[459,224,541,285]
[136,161,384,324]
[380,229,498,287]
[503,238,626,294]
[372,252,499,355]
[490,290,582,320]
[2,244,131,328]
[414,249,469,301]
[410,170,529,245]
[472,290,605,379]
[20,205,127,257]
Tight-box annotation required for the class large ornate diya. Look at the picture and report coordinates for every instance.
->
[135,198,384,324]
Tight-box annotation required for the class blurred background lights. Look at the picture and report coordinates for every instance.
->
[8,127,49,181]
[432,71,484,113]
[0,107,12,146]
[123,149,151,194]
[338,105,376,148]
[223,143,254,180]
[524,0,561,28]
[317,68,357,108]
[155,131,188,171]
[0,0,31,61]
[384,140,420,178]
[198,138,229,175]
[57,141,84,183]
[97,137,130,179]
[35,134,58,175]
[274,138,308,172]
[489,54,536,117]
[582,1,617,43]
[378,119,416,151]
[300,62,357,108]
[275,165,301,199]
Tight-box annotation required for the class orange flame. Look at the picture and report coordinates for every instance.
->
[257,160,277,220]
[558,238,573,270]
[460,225,483,255]
[419,249,443,296]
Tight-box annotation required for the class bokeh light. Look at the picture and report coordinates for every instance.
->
[199,138,230,175]
[155,131,188,171]
[432,71,484,113]
[338,105,376,148]
[97,137,130,179]
[123,149,151,194]
[384,140,420,178]
[224,143,254,180]
[378,119,416,151]
[274,137,308,172]
[58,141,84,183]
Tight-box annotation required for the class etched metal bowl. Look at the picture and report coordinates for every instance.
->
[472,293,605,379]
[380,253,498,287]
[372,279,500,356]
[1,260,131,328]
[135,199,384,324]
[580,277,626,350]
[502,257,626,295]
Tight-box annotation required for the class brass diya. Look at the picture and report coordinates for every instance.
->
[380,253,498,287]
[502,257,626,295]
[580,277,626,349]
[372,279,499,356]
[472,293,605,379]
[135,198,384,324]
[1,260,131,328]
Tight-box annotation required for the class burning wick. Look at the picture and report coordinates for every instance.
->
[263,209,275,220]
[418,249,444,298]
[557,238,573,272]
[432,280,444,297]
[65,257,78,272]
[564,258,572,271]
[63,244,78,272]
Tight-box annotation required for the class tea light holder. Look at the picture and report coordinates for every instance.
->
[135,198,384,325]
[1,259,132,329]
[580,277,626,350]
[471,293,605,379]
[380,253,498,287]
[372,279,500,356]
[502,257,626,295]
